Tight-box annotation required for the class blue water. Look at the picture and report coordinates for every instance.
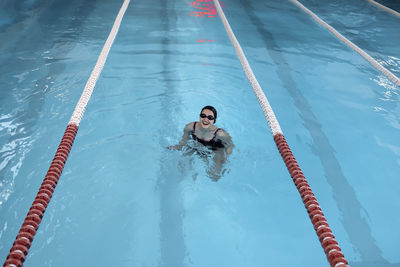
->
[1,0,399,266]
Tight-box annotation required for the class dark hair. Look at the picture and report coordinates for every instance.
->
[201,105,217,122]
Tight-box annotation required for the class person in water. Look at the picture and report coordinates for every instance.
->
[168,106,234,179]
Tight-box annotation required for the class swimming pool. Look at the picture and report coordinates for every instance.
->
[1,0,399,266]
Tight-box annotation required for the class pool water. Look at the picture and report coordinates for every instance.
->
[1,0,399,266]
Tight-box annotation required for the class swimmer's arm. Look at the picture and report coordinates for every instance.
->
[217,130,234,156]
[167,122,194,150]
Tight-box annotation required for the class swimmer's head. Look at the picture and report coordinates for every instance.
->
[200,106,217,124]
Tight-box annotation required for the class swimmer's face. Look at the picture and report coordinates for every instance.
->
[199,109,215,128]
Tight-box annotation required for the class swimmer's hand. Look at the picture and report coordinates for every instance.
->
[167,145,183,150]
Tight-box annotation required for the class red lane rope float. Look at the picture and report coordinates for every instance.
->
[274,134,348,267]
[212,0,349,266]
[4,124,78,267]
[3,0,130,266]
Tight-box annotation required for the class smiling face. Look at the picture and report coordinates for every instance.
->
[199,109,215,128]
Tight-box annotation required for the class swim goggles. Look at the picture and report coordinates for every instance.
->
[200,113,215,120]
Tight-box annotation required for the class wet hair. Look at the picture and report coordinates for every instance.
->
[201,105,217,122]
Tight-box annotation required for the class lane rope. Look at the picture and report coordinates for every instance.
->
[291,0,400,88]
[367,0,400,18]
[214,3,283,136]
[212,0,349,266]
[3,0,130,266]
[69,0,130,126]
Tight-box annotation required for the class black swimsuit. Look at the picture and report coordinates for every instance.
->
[191,122,224,150]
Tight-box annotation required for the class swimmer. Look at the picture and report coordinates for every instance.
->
[168,106,234,179]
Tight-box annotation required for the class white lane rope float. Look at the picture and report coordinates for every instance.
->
[69,0,131,126]
[3,1,130,266]
[212,0,349,266]
[291,0,400,88]
[213,2,283,136]
[367,0,400,18]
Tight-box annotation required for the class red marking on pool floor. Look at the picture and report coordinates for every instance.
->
[189,0,224,18]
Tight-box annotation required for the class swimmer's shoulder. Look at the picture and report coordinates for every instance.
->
[184,122,195,131]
